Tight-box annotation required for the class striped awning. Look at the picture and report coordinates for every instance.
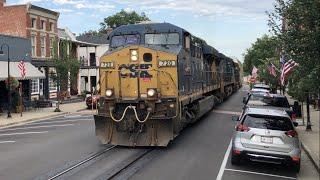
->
[0,61,45,81]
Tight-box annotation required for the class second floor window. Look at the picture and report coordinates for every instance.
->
[31,18,37,28]
[49,22,54,32]
[40,36,46,57]
[90,53,96,66]
[40,20,46,30]
[31,35,36,57]
[49,38,54,57]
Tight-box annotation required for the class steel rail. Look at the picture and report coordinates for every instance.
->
[106,149,153,179]
[48,145,117,180]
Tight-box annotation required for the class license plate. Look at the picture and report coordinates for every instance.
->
[261,136,273,144]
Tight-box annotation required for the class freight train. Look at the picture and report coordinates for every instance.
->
[94,22,242,146]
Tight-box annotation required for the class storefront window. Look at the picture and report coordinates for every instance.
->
[31,79,39,94]
[49,77,57,92]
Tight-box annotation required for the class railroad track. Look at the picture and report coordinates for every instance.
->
[47,146,154,180]
[48,145,117,180]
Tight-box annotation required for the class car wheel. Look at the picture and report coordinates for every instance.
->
[293,163,300,173]
[231,154,241,165]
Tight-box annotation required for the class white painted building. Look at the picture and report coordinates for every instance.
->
[76,34,109,94]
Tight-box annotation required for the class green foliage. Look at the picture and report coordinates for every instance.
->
[51,39,80,93]
[79,30,101,36]
[100,9,150,31]
[242,35,281,90]
[243,35,280,75]
[268,0,320,97]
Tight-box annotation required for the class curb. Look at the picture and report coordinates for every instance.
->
[301,142,320,173]
[0,112,69,129]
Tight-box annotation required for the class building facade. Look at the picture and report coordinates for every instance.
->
[0,0,59,100]
[76,34,109,94]
[0,34,45,111]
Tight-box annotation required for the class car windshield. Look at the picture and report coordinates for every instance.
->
[111,34,140,48]
[243,114,293,131]
[145,33,180,45]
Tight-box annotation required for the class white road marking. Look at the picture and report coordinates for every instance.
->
[0,131,49,137]
[224,168,296,179]
[64,115,82,118]
[0,141,15,144]
[216,139,232,180]
[212,110,242,116]
[26,119,91,126]
[0,124,74,132]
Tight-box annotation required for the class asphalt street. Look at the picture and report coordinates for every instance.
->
[0,87,318,180]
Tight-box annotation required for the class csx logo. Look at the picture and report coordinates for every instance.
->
[119,64,153,78]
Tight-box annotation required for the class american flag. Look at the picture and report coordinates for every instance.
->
[268,62,277,77]
[18,61,26,78]
[280,56,298,86]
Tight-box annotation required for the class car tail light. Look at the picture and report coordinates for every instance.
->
[285,130,298,137]
[233,149,241,155]
[291,113,296,121]
[292,156,300,163]
[236,124,250,132]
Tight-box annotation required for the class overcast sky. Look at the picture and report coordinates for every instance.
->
[8,0,275,61]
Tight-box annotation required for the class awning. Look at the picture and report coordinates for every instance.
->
[0,61,45,81]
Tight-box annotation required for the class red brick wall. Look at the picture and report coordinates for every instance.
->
[0,5,27,37]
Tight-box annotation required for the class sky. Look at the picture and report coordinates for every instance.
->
[7,0,275,62]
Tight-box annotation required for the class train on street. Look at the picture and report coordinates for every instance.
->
[94,22,242,146]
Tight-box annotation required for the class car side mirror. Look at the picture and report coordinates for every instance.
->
[293,121,299,127]
[243,96,247,104]
[232,116,240,121]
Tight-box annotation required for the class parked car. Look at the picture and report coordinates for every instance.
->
[231,107,301,172]
[86,95,100,109]
[250,88,270,94]
[243,93,296,121]
[253,84,271,92]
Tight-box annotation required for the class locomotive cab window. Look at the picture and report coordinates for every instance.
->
[111,34,140,48]
[145,33,179,45]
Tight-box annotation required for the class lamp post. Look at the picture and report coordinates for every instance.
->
[306,91,312,131]
[0,43,12,118]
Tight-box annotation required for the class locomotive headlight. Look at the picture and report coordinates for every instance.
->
[105,89,113,97]
[131,50,138,62]
[147,89,156,97]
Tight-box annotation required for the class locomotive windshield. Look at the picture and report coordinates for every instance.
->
[111,34,140,47]
[145,33,179,45]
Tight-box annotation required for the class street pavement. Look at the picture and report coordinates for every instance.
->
[0,87,318,180]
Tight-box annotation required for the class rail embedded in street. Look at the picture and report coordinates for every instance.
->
[48,145,117,180]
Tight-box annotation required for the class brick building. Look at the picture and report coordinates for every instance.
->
[0,0,60,99]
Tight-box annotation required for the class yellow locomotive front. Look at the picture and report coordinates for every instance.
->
[95,26,181,146]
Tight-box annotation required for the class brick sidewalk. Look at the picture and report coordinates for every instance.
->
[287,96,320,172]
[0,101,89,128]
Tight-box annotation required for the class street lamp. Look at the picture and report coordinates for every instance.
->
[0,43,12,118]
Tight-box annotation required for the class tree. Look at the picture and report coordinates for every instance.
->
[243,35,280,90]
[99,9,150,32]
[51,40,80,112]
[268,0,320,98]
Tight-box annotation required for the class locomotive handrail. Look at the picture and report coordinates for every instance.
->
[109,105,151,123]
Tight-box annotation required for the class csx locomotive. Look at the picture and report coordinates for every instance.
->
[94,22,241,146]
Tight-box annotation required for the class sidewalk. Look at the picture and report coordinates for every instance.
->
[0,101,89,128]
[287,96,320,172]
